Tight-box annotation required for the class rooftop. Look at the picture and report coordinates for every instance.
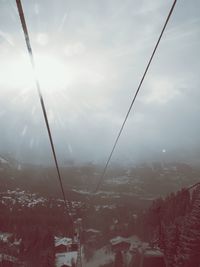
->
[55,237,72,247]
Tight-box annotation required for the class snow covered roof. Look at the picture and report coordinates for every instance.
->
[55,252,77,267]
[110,236,130,246]
[144,249,164,257]
[86,228,100,233]
[0,232,12,242]
[0,254,18,263]
[55,237,72,247]
[13,238,22,246]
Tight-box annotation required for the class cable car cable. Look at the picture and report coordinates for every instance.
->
[93,0,178,194]
[15,0,73,223]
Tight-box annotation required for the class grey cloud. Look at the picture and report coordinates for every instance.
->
[0,0,199,165]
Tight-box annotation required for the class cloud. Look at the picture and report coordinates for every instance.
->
[0,0,200,164]
[0,30,15,46]
[36,33,49,46]
[141,76,181,104]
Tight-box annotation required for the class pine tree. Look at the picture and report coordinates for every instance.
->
[114,251,123,267]
[175,186,200,267]
[165,223,180,267]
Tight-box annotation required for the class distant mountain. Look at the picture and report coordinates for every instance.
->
[0,155,10,169]
[0,155,23,172]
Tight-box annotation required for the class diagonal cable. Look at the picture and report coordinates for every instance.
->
[93,0,178,193]
[15,0,72,220]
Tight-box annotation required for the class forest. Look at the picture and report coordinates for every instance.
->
[137,185,200,267]
[1,164,200,266]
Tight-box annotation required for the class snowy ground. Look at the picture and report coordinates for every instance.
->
[83,246,114,267]
[55,252,77,267]
[82,236,141,267]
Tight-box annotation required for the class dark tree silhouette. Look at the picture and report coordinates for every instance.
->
[114,251,123,267]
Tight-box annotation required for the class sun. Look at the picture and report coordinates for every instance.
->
[0,51,68,93]
[34,53,68,91]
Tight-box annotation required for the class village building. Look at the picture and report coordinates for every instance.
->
[55,236,78,267]
[0,232,13,243]
[133,247,167,267]
[55,237,73,253]
[110,236,131,252]
[55,251,77,267]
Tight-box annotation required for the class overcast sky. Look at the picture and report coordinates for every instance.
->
[0,0,200,165]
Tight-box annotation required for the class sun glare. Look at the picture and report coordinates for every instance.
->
[0,52,68,93]
[34,54,68,90]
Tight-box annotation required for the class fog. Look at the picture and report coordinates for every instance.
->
[0,0,200,165]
